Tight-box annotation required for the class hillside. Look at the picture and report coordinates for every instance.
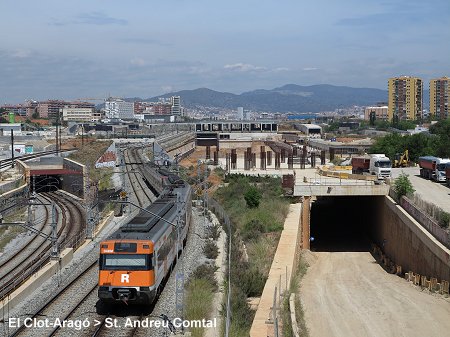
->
[130,84,430,113]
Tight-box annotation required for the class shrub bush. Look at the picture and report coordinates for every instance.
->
[204,240,219,260]
[393,172,415,201]
[439,212,450,229]
[244,186,261,208]
[190,263,218,291]
[207,223,221,240]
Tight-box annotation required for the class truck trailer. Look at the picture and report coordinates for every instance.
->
[351,156,370,174]
[418,156,450,183]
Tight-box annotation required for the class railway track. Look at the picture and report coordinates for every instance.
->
[123,148,155,207]
[0,192,86,302]
[8,260,98,337]
[0,196,50,278]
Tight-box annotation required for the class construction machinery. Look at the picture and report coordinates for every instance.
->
[393,150,410,168]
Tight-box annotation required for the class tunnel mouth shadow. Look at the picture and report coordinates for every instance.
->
[309,196,379,253]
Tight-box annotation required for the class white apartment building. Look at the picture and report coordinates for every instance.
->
[104,98,134,119]
[62,107,96,122]
[170,96,181,114]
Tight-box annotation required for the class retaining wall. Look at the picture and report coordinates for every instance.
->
[250,203,302,337]
[372,196,450,282]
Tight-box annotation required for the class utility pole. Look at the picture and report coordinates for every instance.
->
[10,129,14,168]
[175,191,184,329]
[50,202,58,259]
[55,110,59,156]
[85,164,96,239]
[121,150,129,215]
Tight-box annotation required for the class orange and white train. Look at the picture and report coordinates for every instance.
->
[98,173,191,305]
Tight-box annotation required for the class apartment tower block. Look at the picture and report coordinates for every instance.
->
[430,76,449,119]
[388,76,423,121]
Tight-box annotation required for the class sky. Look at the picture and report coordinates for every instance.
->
[1,0,449,103]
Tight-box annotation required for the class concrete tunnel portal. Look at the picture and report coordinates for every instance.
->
[32,174,63,193]
[29,168,84,198]
[309,196,382,252]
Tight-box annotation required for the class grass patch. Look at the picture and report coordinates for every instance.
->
[185,264,217,337]
[214,174,291,336]
[0,207,28,251]
[67,140,114,191]
[281,256,309,337]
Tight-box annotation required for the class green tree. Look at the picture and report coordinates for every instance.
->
[369,111,376,126]
[396,120,418,131]
[369,133,406,159]
[32,111,39,119]
[374,119,390,130]
[393,173,415,201]
[244,185,261,208]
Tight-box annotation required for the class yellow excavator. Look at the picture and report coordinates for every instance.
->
[393,150,410,168]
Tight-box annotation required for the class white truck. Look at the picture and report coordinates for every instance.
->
[369,154,392,180]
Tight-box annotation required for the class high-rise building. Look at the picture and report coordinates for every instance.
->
[104,98,134,119]
[170,96,181,114]
[430,76,449,119]
[388,76,423,121]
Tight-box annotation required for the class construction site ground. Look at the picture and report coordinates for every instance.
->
[300,251,450,337]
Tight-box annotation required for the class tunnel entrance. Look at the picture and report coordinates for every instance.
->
[31,175,63,193]
[310,196,382,252]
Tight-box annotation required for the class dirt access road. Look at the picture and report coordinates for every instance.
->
[300,251,450,337]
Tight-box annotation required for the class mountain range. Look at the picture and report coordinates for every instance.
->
[134,84,430,113]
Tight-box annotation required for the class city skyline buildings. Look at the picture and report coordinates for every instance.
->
[388,76,423,121]
[1,1,449,103]
[430,77,449,119]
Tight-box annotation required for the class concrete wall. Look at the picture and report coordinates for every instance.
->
[63,158,85,199]
[372,196,450,282]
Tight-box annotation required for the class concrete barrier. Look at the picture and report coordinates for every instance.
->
[289,293,300,337]
[0,248,73,315]
[250,203,302,337]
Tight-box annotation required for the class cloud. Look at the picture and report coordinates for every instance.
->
[77,12,128,25]
[161,85,175,93]
[8,50,32,59]
[118,37,171,46]
[130,58,146,66]
[273,67,290,72]
[302,67,318,71]
[224,63,267,72]
[49,12,128,26]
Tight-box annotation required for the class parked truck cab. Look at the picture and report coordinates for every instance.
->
[369,154,392,180]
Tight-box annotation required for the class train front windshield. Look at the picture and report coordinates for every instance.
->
[100,254,152,271]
